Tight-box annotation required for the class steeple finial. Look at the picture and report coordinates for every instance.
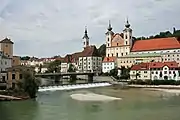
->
[83,26,89,39]
[108,20,112,31]
[85,26,87,34]
[125,17,130,28]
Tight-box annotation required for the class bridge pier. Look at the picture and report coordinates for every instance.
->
[69,75,77,84]
[88,74,93,83]
[54,76,62,84]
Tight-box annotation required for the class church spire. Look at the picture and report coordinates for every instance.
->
[125,17,130,28]
[83,26,89,39]
[107,20,112,31]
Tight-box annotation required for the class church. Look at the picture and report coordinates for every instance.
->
[103,19,180,71]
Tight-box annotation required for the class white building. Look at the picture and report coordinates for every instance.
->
[102,57,117,73]
[130,61,180,80]
[0,51,12,82]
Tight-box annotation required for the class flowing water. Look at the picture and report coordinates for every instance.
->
[1,87,180,120]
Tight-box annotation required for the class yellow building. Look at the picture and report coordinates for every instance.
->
[6,65,34,89]
[12,56,21,66]
[0,37,14,58]
[117,53,162,68]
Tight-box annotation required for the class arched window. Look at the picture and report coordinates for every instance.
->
[126,35,128,39]
[108,38,109,41]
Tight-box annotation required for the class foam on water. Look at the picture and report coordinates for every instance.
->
[38,83,111,92]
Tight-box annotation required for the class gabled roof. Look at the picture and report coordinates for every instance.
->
[131,37,180,52]
[131,63,149,70]
[131,61,179,70]
[80,45,100,57]
[0,38,14,44]
[149,61,179,68]
[103,57,116,62]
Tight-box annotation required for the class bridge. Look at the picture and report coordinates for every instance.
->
[35,72,95,83]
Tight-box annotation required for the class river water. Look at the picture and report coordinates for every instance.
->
[1,87,180,120]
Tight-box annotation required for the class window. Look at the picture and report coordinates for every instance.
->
[164,71,167,74]
[19,74,23,79]
[121,53,123,56]
[84,42,85,45]
[125,35,128,39]
[117,43,119,46]
[152,71,154,74]
[112,54,113,57]
[126,41,128,45]
[144,71,147,73]
[169,71,171,74]
[12,74,15,80]
[5,44,8,47]
[108,43,109,47]
[108,38,109,41]
[108,54,109,57]
[126,52,128,55]
[116,53,118,57]
[156,71,158,74]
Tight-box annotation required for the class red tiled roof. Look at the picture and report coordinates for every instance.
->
[131,37,180,52]
[80,45,100,57]
[149,61,178,68]
[103,57,116,62]
[131,61,179,70]
[131,63,149,70]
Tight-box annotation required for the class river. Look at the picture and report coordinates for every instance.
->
[1,87,180,120]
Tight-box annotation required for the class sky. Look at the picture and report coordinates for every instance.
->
[0,0,179,58]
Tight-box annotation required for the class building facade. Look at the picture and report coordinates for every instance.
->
[78,46,102,73]
[102,57,117,73]
[6,66,34,89]
[130,62,180,80]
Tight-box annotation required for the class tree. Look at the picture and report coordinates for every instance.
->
[38,64,43,73]
[47,60,61,73]
[98,44,106,58]
[67,64,76,72]
[17,71,41,98]
[109,67,118,77]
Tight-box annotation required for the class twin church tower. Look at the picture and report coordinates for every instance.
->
[82,19,133,58]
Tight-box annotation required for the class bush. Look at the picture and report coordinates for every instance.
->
[17,71,41,98]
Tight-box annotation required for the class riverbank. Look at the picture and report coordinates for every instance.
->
[128,85,180,89]
[0,90,30,101]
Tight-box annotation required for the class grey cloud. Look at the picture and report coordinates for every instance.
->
[0,0,179,57]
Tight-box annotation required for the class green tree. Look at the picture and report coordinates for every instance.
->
[47,60,61,73]
[67,64,76,72]
[98,44,106,58]
[38,64,43,73]
[18,71,41,98]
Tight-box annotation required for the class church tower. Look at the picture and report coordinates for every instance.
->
[105,20,114,48]
[105,20,114,57]
[82,26,89,49]
[123,19,132,47]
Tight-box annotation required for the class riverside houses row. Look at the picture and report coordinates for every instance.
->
[130,61,180,80]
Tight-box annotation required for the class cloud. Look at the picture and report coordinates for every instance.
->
[0,0,179,57]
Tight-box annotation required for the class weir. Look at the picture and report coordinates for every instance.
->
[38,82,111,92]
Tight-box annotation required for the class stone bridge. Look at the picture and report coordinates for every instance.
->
[35,72,95,83]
